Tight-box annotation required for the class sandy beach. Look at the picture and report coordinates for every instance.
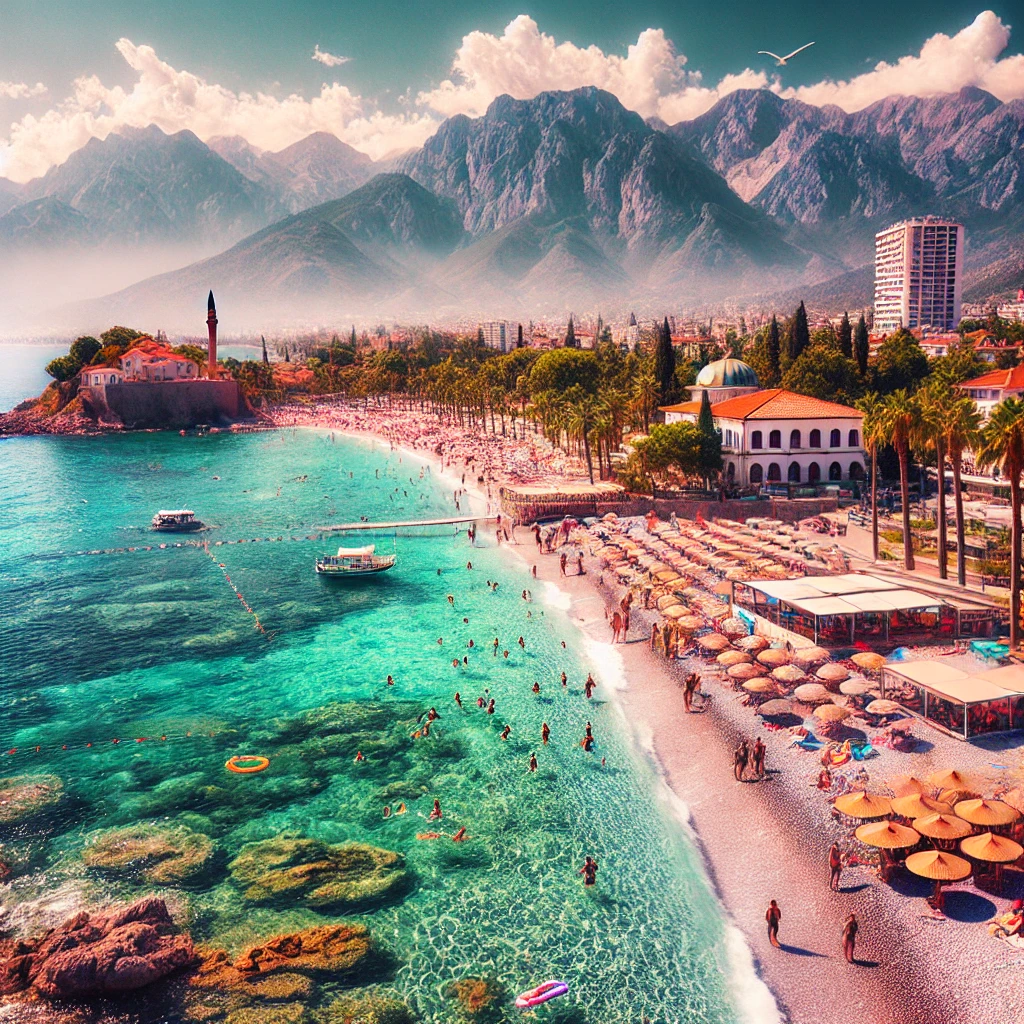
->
[283,404,1024,1024]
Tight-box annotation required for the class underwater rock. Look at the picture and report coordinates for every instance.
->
[450,977,505,1020]
[83,823,215,884]
[224,1004,308,1024]
[0,896,195,998]
[229,837,408,910]
[0,775,63,825]
[315,989,415,1024]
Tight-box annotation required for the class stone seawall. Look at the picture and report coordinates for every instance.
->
[83,381,245,429]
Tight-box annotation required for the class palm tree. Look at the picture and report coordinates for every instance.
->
[914,382,952,579]
[976,397,1024,649]
[879,389,919,571]
[631,372,659,432]
[857,392,886,562]
[567,393,598,483]
[943,395,981,587]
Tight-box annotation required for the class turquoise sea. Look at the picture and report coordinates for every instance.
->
[0,392,762,1021]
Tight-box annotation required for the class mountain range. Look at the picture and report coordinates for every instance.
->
[6,84,1024,328]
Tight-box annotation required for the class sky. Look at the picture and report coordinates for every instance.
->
[1,1,1023,181]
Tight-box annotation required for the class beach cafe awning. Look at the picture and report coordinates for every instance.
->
[882,659,1024,739]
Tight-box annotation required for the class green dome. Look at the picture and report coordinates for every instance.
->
[695,358,759,388]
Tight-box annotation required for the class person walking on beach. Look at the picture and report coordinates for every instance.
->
[577,552,585,575]
[752,737,766,778]
[842,913,859,962]
[580,856,598,887]
[683,672,699,713]
[829,842,843,891]
[560,552,568,577]
[765,900,781,948]
[651,623,660,652]
[611,611,623,643]
[733,741,748,781]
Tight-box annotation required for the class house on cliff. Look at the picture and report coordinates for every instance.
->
[118,338,199,381]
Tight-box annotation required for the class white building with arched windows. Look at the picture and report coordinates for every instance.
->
[661,389,865,488]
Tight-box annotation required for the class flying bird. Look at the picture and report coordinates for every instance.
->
[757,42,815,66]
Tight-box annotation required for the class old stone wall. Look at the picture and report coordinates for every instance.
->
[84,381,245,429]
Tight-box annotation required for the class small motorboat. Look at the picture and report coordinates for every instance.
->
[316,544,395,577]
[151,510,205,532]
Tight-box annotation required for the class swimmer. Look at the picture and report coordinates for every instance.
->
[387,675,394,687]
[518,636,525,649]
[493,638,499,656]
[532,681,540,694]
[477,696,485,708]
[529,752,538,772]
[580,856,598,886]
[438,637,444,645]
[468,639,475,649]
[561,671,567,688]
[429,799,442,821]
[542,722,550,745]
[584,674,596,699]
[454,692,462,708]
[532,565,538,578]
[500,724,511,740]
[427,707,440,722]
[452,826,467,842]
[354,751,365,762]
[447,595,454,606]
[463,617,469,624]
[437,569,442,576]
[467,561,472,570]
[383,806,391,818]
[463,656,469,666]
[503,650,510,659]
[453,659,460,668]
[487,699,495,715]
[585,721,593,739]
[561,640,566,648]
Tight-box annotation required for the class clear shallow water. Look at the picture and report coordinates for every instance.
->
[0,429,746,1023]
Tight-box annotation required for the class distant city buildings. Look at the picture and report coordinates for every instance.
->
[479,320,521,352]
[874,217,963,333]
[997,288,1024,323]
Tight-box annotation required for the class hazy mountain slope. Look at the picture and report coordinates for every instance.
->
[0,197,92,246]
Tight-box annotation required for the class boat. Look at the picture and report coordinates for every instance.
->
[151,510,205,532]
[316,544,396,577]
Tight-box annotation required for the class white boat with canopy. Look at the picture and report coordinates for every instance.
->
[315,543,396,577]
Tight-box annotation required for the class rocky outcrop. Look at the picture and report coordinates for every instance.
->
[83,823,215,884]
[315,990,414,1024]
[0,897,195,998]
[450,977,505,1020]
[0,775,64,825]
[229,837,409,910]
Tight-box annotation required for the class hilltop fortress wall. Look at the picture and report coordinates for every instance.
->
[83,380,246,429]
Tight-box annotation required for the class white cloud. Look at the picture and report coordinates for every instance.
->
[312,45,349,68]
[0,39,436,181]
[0,81,46,100]
[2,11,1023,183]
[781,10,1024,111]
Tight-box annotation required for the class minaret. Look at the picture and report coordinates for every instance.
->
[206,290,218,379]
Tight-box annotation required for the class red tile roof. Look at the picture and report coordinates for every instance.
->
[961,365,1024,390]
[660,389,861,420]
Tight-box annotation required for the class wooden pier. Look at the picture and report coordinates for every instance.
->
[316,514,497,532]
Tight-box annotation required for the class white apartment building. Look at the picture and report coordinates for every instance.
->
[997,289,1024,322]
[479,321,520,352]
[874,218,963,333]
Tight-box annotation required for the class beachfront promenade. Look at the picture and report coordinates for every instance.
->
[317,514,497,532]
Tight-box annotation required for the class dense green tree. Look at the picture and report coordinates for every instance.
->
[767,315,781,384]
[781,346,863,406]
[696,390,722,483]
[654,316,676,405]
[69,335,101,366]
[44,355,80,382]
[838,312,853,358]
[783,302,810,367]
[854,315,869,376]
[637,421,705,478]
[872,329,929,395]
[528,348,600,396]
[172,344,207,372]
[99,326,144,352]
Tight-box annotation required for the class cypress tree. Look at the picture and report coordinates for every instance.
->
[517,323,524,348]
[838,311,852,358]
[855,314,870,376]
[767,314,781,383]
[654,316,676,404]
[350,325,357,346]
[787,301,810,364]
[697,390,722,484]
[261,335,269,364]
[284,344,290,363]
[565,316,577,348]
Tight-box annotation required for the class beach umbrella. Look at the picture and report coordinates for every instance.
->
[887,775,926,797]
[954,799,1020,827]
[834,791,892,819]
[905,850,972,882]
[891,794,953,819]
[817,663,850,684]
[657,595,682,611]
[913,813,973,841]
[1001,788,1024,814]
[938,787,979,807]
[726,664,761,683]
[839,679,874,697]
[855,820,920,849]
[757,648,791,668]
[655,570,681,583]
[865,699,903,716]
[662,605,688,620]
[678,615,705,633]
[717,650,752,667]
[720,616,749,639]
[814,704,850,723]
[852,652,885,671]
[961,832,1024,863]
[696,633,731,653]
[743,677,776,694]
[736,635,770,652]
[793,682,831,703]
[928,769,975,791]
[773,665,807,685]
[794,646,830,667]
[759,698,794,717]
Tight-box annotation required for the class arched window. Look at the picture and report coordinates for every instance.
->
[751,430,763,449]
[829,461,842,481]
[790,429,801,449]
[848,429,860,447]
[849,461,864,480]
[767,463,782,482]
[769,430,781,449]
[829,428,841,447]
[808,462,821,483]
[749,463,763,484]
[809,429,821,448]
[788,463,801,482]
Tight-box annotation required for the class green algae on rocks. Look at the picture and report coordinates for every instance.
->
[83,822,216,884]
[229,837,410,910]
[0,775,63,826]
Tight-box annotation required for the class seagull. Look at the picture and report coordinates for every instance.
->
[757,42,815,66]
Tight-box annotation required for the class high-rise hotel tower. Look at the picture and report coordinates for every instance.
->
[873,218,963,333]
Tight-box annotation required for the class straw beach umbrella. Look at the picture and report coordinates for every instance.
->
[773,665,807,685]
[1001,788,1024,814]
[696,633,731,653]
[834,791,892,819]
[662,605,688,620]
[717,650,752,667]
[817,663,850,684]
[887,775,926,797]
[678,615,705,633]
[928,769,974,791]
[759,698,795,718]
[736,635,770,653]
[743,677,776,694]
[865,699,903,716]
[856,820,920,849]
[727,663,762,682]
[840,679,873,697]
[961,832,1023,863]
[913,813,973,843]
[794,646,830,668]
[757,648,791,668]
[814,704,850,724]
[905,849,972,904]
[793,682,831,704]
[852,652,885,672]
[954,799,1020,828]
[891,794,953,819]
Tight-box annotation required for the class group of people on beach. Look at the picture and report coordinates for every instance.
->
[766,900,861,963]
[732,737,767,781]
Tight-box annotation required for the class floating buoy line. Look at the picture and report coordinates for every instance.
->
[202,542,272,638]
